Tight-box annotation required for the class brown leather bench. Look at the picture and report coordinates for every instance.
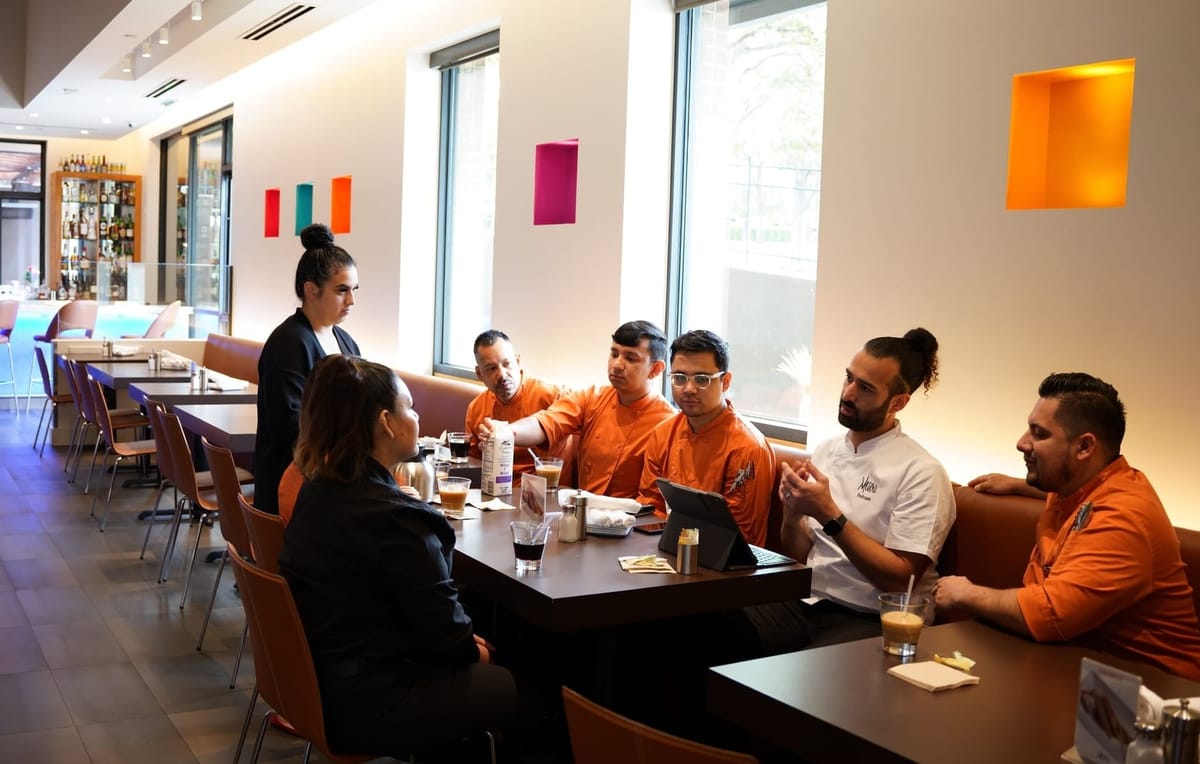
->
[202,333,263,384]
[395,370,482,440]
[766,442,810,552]
[942,485,1200,619]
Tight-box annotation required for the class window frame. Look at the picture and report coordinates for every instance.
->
[666,0,825,445]
[432,31,500,379]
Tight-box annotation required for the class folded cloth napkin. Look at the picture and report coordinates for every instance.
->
[157,350,192,370]
[206,371,248,391]
[475,497,514,511]
[111,344,139,357]
[618,555,676,574]
[887,661,980,692]
[588,508,635,529]
[555,489,644,515]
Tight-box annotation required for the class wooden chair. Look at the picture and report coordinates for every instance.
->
[27,299,97,412]
[562,686,759,764]
[226,542,377,764]
[124,299,181,339]
[0,300,17,410]
[86,377,156,532]
[197,436,255,686]
[152,408,220,602]
[31,346,72,456]
[69,357,144,490]
[239,493,284,574]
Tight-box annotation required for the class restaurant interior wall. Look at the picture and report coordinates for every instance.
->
[812,0,1200,527]
[59,0,1200,527]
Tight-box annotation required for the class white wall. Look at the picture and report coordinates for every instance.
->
[813,0,1200,526]
[12,0,1200,527]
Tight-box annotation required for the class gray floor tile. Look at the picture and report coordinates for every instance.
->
[105,611,201,659]
[0,624,49,674]
[132,653,249,714]
[0,532,61,561]
[33,620,130,669]
[0,670,74,735]
[0,512,45,533]
[0,726,91,764]
[18,586,100,624]
[0,589,29,627]
[3,557,80,589]
[52,663,164,725]
[169,704,255,764]
[76,714,199,764]
[0,563,11,591]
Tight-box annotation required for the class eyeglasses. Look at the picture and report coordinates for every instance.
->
[668,371,726,389]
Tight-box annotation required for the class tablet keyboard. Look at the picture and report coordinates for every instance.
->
[750,545,796,568]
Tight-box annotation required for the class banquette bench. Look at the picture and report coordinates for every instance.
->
[202,333,263,385]
[941,484,1200,619]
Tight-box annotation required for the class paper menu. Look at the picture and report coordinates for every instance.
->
[886,661,980,692]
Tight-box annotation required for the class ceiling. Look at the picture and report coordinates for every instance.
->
[0,0,385,142]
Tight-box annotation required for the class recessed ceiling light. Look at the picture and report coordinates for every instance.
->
[141,40,152,58]
[14,125,23,131]
[80,129,89,135]
[101,117,112,124]
[159,26,169,45]
[121,56,132,73]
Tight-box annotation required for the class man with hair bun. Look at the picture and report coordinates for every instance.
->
[936,372,1200,681]
[755,328,956,650]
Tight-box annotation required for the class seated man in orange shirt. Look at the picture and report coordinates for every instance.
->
[637,330,774,546]
[476,321,674,498]
[934,372,1200,681]
[465,330,571,476]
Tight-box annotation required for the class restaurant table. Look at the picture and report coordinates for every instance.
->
[451,506,811,633]
[60,350,152,363]
[127,381,258,408]
[706,619,1200,764]
[86,361,191,390]
[174,403,256,454]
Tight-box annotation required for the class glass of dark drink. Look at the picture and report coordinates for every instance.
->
[511,520,550,573]
[448,432,470,462]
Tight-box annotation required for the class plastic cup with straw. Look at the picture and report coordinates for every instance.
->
[879,573,924,657]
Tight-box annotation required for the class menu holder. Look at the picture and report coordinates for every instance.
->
[1065,658,1139,764]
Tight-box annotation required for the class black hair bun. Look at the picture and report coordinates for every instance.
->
[300,223,335,250]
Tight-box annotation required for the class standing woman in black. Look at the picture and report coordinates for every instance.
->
[254,224,360,513]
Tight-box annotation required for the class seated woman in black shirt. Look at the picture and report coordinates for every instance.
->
[278,355,514,758]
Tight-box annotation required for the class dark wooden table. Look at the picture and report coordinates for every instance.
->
[86,361,191,390]
[173,403,256,454]
[451,505,811,633]
[128,381,258,408]
[707,619,1200,764]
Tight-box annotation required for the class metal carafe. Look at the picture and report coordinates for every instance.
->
[395,455,436,502]
[1162,698,1200,764]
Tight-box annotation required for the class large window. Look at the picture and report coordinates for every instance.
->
[670,0,826,436]
[433,32,501,372]
[0,140,45,296]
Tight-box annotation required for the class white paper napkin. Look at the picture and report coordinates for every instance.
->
[157,349,192,370]
[887,661,980,692]
[111,344,139,356]
[206,371,248,390]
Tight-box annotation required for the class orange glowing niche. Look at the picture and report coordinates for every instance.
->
[1006,58,1135,210]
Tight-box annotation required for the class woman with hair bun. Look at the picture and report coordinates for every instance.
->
[254,223,361,513]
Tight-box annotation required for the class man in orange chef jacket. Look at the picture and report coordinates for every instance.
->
[935,372,1200,681]
[475,321,674,499]
[636,330,775,546]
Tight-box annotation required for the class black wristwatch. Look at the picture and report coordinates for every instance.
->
[823,513,848,537]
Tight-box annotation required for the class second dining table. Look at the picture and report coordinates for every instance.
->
[173,402,257,454]
[128,380,258,409]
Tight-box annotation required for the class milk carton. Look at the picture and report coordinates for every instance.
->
[482,421,514,496]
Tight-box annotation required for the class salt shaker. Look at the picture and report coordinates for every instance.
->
[189,361,200,391]
[1162,699,1199,764]
[1126,721,1164,764]
[559,492,581,543]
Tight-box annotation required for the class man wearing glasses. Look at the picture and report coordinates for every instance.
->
[637,330,775,546]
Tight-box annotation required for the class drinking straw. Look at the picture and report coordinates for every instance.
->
[905,572,915,604]
[528,448,543,466]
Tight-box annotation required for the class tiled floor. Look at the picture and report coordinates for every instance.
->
[0,401,345,763]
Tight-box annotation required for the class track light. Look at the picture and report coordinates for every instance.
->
[191,0,202,21]
[158,26,169,45]
[121,56,132,73]
[141,40,152,58]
